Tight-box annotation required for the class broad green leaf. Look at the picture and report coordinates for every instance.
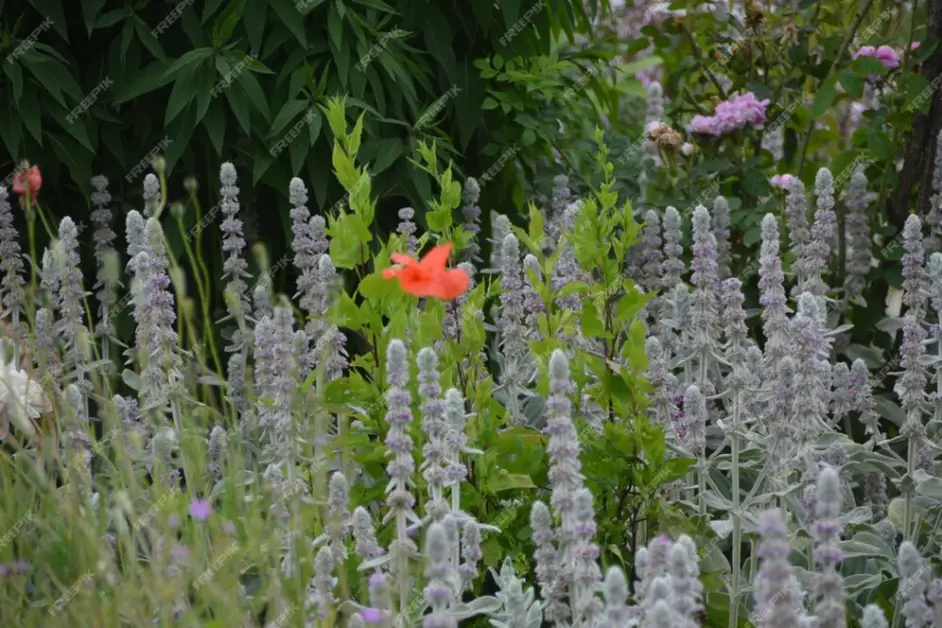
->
[201,0,227,22]
[811,84,837,118]
[252,149,275,184]
[133,15,167,61]
[114,60,176,103]
[18,87,42,145]
[0,99,22,158]
[236,70,272,123]
[95,8,126,29]
[203,99,227,156]
[165,70,199,126]
[3,62,23,104]
[81,0,107,34]
[242,0,268,51]
[289,129,311,175]
[270,0,307,47]
[212,0,246,44]
[28,0,68,41]
[269,99,312,138]
[487,472,536,493]
[838,70,864,99]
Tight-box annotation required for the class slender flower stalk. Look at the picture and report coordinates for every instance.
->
[713,196,731,280]
[383,339,417,613]
[752,509,809,627]
[90,175,119,363]
[811,466,846,628]
[0,185,25,349]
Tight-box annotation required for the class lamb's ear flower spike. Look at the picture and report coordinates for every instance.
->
[811,466,846,628]
[784,178,811,290]
[460,177,482,261]
[897,541,930,628]
[602,566,632,627]
[0,186,25,339]
[56,217,91,393]
[860,604,889,628]
[712,196,731,280]
[531,500,567,622]
[841,169,875,303]
[803,167,836,297]
[396,207,418,255]
[752,508,808,627]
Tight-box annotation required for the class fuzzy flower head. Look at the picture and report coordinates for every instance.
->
[189,499,212,521]
[770,174,797,189]
[687,92,770,136]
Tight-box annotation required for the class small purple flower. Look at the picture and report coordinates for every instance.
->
[167,515,180,528]
[12,560,29,573]
[358,608,388,624]
[171,545,189,560]
[223,520,235,535]
[189,499,212,521]
[406,523,421,537]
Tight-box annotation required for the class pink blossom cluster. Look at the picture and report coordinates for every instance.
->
[770,174,798,188]
[854,45,901,71]
[687,92,770,137]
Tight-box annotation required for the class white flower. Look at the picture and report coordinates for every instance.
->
[681,142,696,156]
[885,286,903,319]
[0,357,52,437]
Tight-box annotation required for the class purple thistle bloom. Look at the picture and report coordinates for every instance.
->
[189,499,212,521]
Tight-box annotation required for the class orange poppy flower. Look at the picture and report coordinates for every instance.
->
[382,242,470,301]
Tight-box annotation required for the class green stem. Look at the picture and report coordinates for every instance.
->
[796,0,878,175]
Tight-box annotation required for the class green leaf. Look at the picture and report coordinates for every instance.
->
[252,149,275,184]
[18,87,42,145]
[289,128,311,175]
[81,0,107,34]
[211,0,245,44]
[47,133,92,194]
[3,62,23,104]
[487,472,536,493]
[298,0,326,14]
[95,8,126,29]
[270,0,307,46]
[811,84,837,118]
[269,99,312,138]
[28,0,69,41]
[838,70,864,99]
[617,55,662,75]
[0,98,23,158]
[580,302,611,339]
[165,70,199,126]
[201,0,227,22]
[868,130,894,161]
[227,85,252,135]
[242,0,268,51]
[203,99,227,156]
[236,70,272,123]
[133,15,167,61]
[114,60,176,103]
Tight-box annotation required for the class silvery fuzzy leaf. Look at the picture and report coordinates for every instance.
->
[449,596,503,620]
[824,323,854,337]
[843,572,886,595]
[701,490,733,510]
[874,398,905,426]
[915,476,942,500]
[840,343,884,368]
[839,506,873,526]
[846,531,895,560]
[708,518,733,539]
[356,553,394,571]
